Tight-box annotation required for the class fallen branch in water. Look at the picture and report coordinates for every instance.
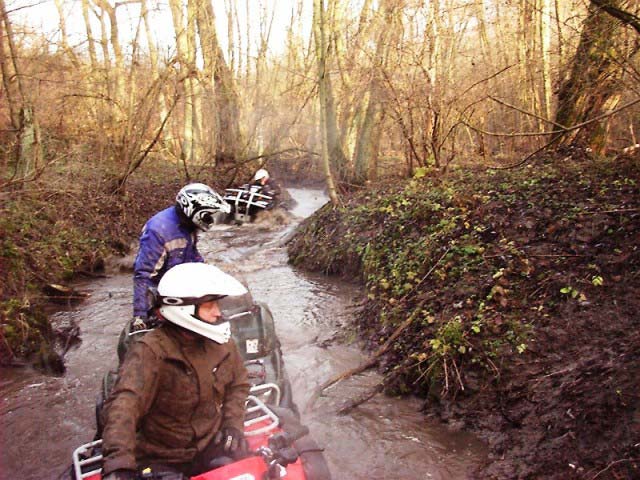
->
[305,248,451,412]
[305,302,423,412]
[338,382,384,415]
[337,360,417,414]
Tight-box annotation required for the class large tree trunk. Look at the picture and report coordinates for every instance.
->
[0,0,42,182]
[313,0,339,204]
[555,0,630,153]
[196,0,241,163]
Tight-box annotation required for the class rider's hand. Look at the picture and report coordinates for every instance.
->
[131,315,149,332]
[214,426,248,454]
[102,469,137,480]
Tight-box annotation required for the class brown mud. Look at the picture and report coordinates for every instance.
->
[287,153,640,479]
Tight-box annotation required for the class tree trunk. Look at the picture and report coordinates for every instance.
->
[540,0,554,124]
[141,0,178,159]
[95,0,125,123]
[81,0,98,69]
[169,0,196,167]
[0,3,19,130]
[0,0,42,181]
[312,0,347,183]
[196,0,241,163]
[313,0,339,204]
[555,0,629,153]
[54,0,79,67]
[353,0,396,184]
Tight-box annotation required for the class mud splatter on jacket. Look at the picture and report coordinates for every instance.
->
[101,324,250,474]
[133,206,204,318]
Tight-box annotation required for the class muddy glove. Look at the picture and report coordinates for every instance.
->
[214,426,247,454]
[131,315,149,332]
[102,469,137,480]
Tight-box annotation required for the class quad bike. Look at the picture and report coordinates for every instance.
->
[223,184,274,224]
[73,395,331,480]
[81,289,329,479]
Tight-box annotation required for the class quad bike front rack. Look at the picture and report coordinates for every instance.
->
[72,439,103,480]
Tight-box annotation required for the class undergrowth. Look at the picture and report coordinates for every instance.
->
[288,155,639,404]
[0,161,231,367]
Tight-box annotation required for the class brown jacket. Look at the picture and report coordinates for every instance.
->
[102,324,250,474]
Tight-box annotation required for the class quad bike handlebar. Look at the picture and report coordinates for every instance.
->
[74,396,312,480]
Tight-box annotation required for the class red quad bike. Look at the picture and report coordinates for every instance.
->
[80,289,328,480]
[72,394,331,480]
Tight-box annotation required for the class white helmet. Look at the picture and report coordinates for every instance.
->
[253,169,269,181]
[157,263,248,344]
[176,183,231,231]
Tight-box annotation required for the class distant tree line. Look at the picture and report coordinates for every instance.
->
[0,0,638,200]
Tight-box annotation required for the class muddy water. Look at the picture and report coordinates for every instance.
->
[0,188,486,480]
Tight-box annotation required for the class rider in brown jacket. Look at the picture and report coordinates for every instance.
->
[101,263,251,480]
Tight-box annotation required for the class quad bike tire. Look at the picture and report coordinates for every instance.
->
[278,374,300,419]
[94,369,118,439]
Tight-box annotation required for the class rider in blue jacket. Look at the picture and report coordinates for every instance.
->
[131,183,231,330]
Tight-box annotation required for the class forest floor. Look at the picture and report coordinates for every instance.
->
[287,151,640,479]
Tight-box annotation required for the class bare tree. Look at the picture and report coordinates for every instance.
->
[195,0,242,162]
[0,0,42,182]
[313,0,339,203]
[352,0,398,184]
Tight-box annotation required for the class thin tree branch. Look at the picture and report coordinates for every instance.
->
[591,0,640,34]
[590,457,639,479]
[458,64,516,98]
[488,95,566,129]
[466,97,640,138]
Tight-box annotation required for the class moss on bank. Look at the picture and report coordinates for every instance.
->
[0,163,229,367]
[288,155,640,479]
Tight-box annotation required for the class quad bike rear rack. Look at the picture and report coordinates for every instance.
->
[73,395,281,480]
[223,187,273,223]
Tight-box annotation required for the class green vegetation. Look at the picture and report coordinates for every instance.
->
[0,163,229,367]
[288,154,639,407]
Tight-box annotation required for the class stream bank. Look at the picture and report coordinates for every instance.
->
[0,188,486,480]
[287,156,640,479]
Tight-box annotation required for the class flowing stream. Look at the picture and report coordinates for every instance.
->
[0,188,486,480]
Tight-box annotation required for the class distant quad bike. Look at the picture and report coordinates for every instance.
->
[223,184,275,224]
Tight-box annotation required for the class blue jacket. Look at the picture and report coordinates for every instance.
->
[133,206,204,317]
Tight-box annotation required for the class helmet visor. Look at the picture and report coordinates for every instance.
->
[200,211,215,227]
